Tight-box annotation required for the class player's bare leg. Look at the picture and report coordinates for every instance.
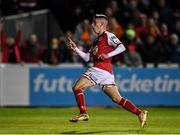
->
[69,76,94,122]
[103,84,148,128]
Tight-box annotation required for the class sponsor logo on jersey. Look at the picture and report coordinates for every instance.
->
[110,36,121,44]
[92,46,98,55]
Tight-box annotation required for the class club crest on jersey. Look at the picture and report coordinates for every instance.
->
[110,36,121,44]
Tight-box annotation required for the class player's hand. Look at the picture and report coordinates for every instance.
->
[98,54,109,61]
[67,36,77,51]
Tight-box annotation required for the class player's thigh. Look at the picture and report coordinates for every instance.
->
[73,76,94,91]
[103,85,122,102]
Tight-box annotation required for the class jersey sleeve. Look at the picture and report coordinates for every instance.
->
[75,47,90,62]
[107,32,122,47]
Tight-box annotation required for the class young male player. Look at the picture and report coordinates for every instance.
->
[67,14,148,128]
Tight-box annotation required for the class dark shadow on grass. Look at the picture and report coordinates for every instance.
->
[60,131,77,134]
[60,129,145,134]
[128,129,145,133]
[60,131,108,134]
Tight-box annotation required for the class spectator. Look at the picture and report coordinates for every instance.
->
[124,44,142,67]
[165,34,180,65]
[1,0,180,67]
[0,22,22,63]
[138,35,161,67]
[119,0,130,24]
[58,36,69,63]
[74,19,96,48]
[109,0,119,15]
[160,24,169,38]
[135,13,148,43]
[125,25,136,43]
[108,17,124,39]
[71,6,83,31]
[108,0,121,22]
[21,34,44,63]
[160,23,169,45]
[74,19,97,58]
[157,0,173,26]
[147,18,161,38]
[43,38,61,65]
[154,23,170,63]
[151,11,160,25]
[0,23,3,63]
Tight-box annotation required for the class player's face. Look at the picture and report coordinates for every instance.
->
[91,19,102,34]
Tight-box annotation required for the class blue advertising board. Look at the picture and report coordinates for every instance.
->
[29,67,180,106]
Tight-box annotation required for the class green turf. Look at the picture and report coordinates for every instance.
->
[0,107,180,134]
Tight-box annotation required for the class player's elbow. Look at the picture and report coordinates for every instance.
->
[117,44,126,54]
[83,53,90,62]
[121,45,126,52]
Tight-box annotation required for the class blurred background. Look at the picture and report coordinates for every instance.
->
[0,0,180,107]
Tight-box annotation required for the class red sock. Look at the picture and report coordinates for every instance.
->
[119,98,142,116]
[73,89,86,114]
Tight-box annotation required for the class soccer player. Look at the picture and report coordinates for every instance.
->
[67,14,148,128]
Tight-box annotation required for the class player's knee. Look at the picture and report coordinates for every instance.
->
[72,85,77,92]
[111,96,121,103]
[72,85,83,92]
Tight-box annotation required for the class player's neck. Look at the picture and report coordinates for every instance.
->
[98,29,106,36]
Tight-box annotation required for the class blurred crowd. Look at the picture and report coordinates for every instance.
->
[0,0,180,67]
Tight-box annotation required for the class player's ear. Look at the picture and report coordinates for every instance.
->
[101,19,107,27]
[100,20,104,27]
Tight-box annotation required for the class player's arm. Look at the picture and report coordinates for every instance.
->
[107,44,126,57]
[67,37,90,62]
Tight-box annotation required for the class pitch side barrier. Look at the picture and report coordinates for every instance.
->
[30,67,180,106]
[0,64,180,106]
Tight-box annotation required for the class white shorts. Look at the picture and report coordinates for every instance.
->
[82,67,116,88]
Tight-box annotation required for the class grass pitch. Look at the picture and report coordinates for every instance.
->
[0,107,180,134]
